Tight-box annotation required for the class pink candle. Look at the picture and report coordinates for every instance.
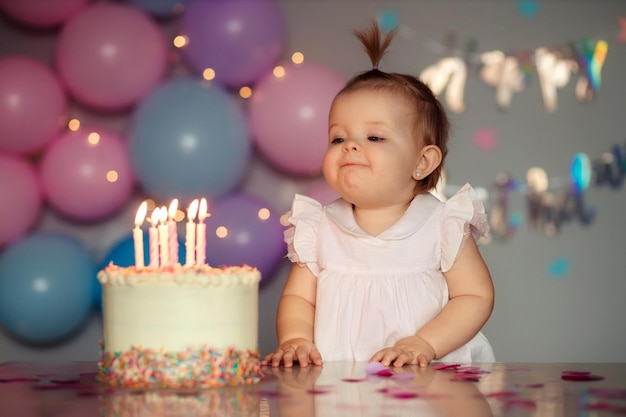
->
[195,198,208,266]
[185,199,199,267]
[148,209,160,269]
[167,199,179,265]
[133,201,147,269]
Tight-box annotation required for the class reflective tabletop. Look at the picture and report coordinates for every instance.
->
[1,361,625,416]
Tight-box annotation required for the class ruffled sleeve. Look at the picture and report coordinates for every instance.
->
[440,183,489,272]
[284,194,323,276]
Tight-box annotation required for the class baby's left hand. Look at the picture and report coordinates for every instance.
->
[370,335,436,368]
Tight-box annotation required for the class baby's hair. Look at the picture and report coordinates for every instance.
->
[335,20,449,194]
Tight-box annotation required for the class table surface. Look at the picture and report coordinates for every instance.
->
[0,361,625,416]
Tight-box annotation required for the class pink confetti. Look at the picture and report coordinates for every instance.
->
[390,391,420,399]
[341,378,366,383]
[376,369,394,377]
[365,361,387,375]
[561,371,605,382]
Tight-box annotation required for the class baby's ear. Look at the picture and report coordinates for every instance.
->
[414,145,442,179]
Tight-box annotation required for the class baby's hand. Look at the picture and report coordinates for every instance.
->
[370,335,435,368]
[261,338,323,368]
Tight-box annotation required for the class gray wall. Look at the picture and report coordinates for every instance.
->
[1,0,625,363]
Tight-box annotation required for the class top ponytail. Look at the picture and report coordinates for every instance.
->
[353,20,396,71]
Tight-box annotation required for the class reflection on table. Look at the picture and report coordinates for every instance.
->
[1,361,625,416]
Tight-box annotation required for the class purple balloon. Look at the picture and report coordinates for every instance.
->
[39,126,135,221]
[179,0,285,87]
[205,193,286,283]
[0,154,42,246]
[0,56,68,154]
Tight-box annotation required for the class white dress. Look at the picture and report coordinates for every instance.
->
[285,183,495,363]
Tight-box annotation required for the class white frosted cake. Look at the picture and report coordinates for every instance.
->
[97,263,263,388]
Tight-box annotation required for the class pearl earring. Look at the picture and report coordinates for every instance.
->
[415,171,421,178]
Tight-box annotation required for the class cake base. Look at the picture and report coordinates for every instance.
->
[98,343,263,388]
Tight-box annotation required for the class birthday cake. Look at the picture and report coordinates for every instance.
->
[97,263,263,388]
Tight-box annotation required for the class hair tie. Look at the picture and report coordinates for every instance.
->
[372,65,379,70]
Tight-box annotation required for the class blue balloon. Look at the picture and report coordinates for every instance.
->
[126,0,189,17]
[94,233,186,309]
[205,193,286,284]
[129,78,252,201]
[0,233,95,345]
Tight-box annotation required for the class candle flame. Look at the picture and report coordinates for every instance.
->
[199,198,208,221]
[187,199,199,221]
[134,201,148,226]
[168,198,179,219]
[158,206,168,224]
[149,208,160,225]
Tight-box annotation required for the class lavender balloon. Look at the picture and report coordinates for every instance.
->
[204,193,286,284]
[179,0,285,87]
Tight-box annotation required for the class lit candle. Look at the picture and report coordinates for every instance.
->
[185,199,199,267]
[147,208,160,269]
[158,206,169,267]
[133,201,147,269]
[196,198,208,266]
[167,199,179,265]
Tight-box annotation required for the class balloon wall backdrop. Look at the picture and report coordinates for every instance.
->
[0,0,346,347]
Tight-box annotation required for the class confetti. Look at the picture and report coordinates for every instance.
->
[561,370,605,382]
[365,361,387,375]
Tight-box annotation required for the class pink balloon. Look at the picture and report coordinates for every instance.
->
[0,56,68,154]
[248,62,345,175]
[0,153,42,246]
[39,126,135,221]
[0,0,90,28]
[56,3,168,111]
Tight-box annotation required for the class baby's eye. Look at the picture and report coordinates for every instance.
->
[331,137,344,144]
[368,136,383,142]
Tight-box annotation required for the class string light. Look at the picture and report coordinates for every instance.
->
[273,66,285,78]
[173,35,187,48]
[216,226,228,238]
[203,68,216,80]
[106,170,119,183]
[87,132,100,145]
[239,86,252,99]
[291,52,304,64]
[257,208,270,220]
[68,119,80,131]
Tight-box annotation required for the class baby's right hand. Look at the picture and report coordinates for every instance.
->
[261,338,323,368]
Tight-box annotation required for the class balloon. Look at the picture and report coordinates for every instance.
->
[205,193,286,283]
[39,126,134,221]
[126,0,189,17]
[94,233,186,309]
[129,78,252,201]
[0,56,67,154]
[179,0,285,87]
[0,154,43,246]
[0,0,90,28]
[248,62,345,175]
[56,3,168,111]
[0,233,95,345]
